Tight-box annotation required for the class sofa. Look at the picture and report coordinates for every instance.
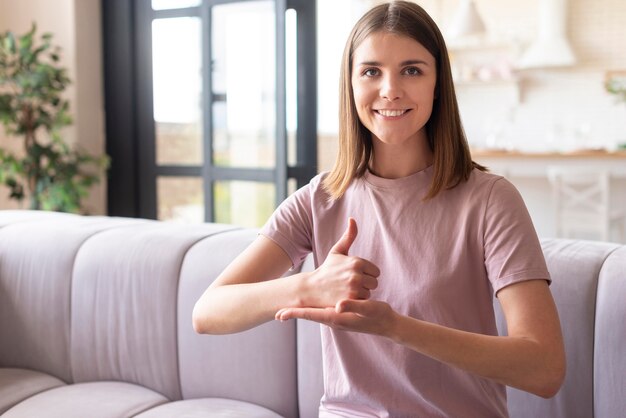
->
[0,210,624,418]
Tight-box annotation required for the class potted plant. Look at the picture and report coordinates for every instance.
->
[0,23,108,213]
[605,71,626,103]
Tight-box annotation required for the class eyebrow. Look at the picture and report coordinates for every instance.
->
[356,60,429,67]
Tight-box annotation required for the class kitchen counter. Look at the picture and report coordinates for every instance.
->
[471,149,626,177]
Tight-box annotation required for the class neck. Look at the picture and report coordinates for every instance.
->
[369,134,434,179]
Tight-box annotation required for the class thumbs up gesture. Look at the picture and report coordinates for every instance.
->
[304,218,380,308]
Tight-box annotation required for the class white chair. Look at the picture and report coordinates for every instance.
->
[547,166,626,243]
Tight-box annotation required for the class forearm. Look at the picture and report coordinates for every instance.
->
[389,314,565,398]
[193,272,308,334]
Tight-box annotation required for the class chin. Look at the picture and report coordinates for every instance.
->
[373,133,416,146]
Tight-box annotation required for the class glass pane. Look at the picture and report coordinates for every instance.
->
[152,17,203,165]
[288,178,298,196]
[214,181,275,228]
[212,1,276,168]
[152,0,201,10]
[157,177,204,223]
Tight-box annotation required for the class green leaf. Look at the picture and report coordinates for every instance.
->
[6,32,17,54]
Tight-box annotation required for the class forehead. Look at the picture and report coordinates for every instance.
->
[352,31,435,66]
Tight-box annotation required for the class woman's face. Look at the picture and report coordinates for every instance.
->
[351,31,437,147]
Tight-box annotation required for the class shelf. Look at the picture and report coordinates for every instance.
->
[471,149,626,159]
[454,77,521,103]
[454,78,518,87]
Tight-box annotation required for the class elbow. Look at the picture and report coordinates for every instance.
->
[535,358,566,399]
[192,302,210,334]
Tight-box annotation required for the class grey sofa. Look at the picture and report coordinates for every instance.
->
[0,210,624,417]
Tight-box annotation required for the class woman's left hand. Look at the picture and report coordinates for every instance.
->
[275,299,398,338]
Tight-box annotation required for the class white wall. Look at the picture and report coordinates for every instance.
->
[0,0,106,214]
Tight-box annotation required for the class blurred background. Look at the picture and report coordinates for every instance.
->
[0,0,625,242]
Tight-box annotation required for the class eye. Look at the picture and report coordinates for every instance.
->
[362,68,380,77]
[403,66,423,76]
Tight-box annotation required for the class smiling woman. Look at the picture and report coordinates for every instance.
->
[193,2,565,417]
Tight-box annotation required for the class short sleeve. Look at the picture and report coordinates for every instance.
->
[483,177,551,296]
[260,183,314,270]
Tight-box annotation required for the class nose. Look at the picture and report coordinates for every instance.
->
[380,74,402,101]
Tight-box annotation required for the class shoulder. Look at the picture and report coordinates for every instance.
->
[276,172,332,214]
[294,171,335,205]
[466,169,521,200]
[307,171,329,193]
[442,169,526,218]
[447,168,510,198]
[468,168,505,188]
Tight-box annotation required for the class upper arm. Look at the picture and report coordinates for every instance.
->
[210,234,294,288]
[497,280,564,353]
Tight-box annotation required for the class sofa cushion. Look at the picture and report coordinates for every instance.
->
[70,222,235,401]
[135,397,284,417]
[1,381,167,418]
[594,245,626,418]
[0,368,65,414]
[177,229,298,418]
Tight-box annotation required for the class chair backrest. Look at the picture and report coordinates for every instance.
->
[547,166,611,239]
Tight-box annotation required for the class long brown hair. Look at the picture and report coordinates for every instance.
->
[323,0,485,200]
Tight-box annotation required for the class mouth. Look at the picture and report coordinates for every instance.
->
[375,109,411,117]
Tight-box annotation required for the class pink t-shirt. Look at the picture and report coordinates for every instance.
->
[261,165,550,418]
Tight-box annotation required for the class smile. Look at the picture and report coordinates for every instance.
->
[375,109,410,117]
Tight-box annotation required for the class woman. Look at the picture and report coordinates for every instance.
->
[193,1,565,416]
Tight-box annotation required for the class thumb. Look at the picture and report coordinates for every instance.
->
[335,299,373,316]
[330,217,358,255]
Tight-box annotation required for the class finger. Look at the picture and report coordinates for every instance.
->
[275,308,289,320]
[336,299,376,316]
[350,257,380,277]
[278,307,334,323]
[357,259,381,278]
[361,274,378,290]
[355,288,371,300]
[329,217,358,255]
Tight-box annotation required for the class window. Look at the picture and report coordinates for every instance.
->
[103,0,317,227]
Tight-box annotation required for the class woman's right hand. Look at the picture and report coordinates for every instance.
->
[304,218,380,308]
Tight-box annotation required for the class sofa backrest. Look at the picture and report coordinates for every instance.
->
[0,215,146,383]
[176,228,299,418]
[497,239,621,418]
[0,212,300,418]
[295,256,325,418]
[593,245,626,418]
[69,220,232,401]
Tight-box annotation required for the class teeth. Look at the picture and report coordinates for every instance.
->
[377,109,407,117]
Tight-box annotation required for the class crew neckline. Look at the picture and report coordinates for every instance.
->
[362,164,434,189]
